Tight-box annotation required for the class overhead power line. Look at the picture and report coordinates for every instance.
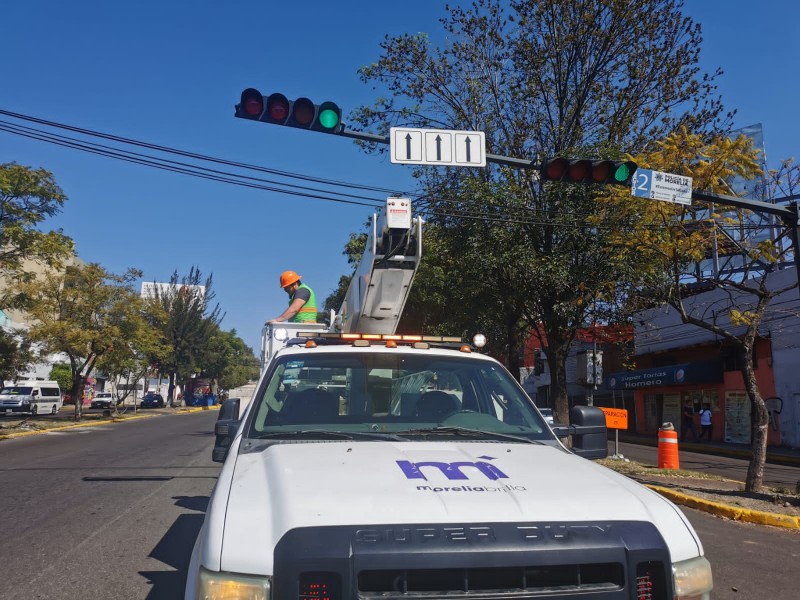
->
[0,108,789,232]
[0,120,386,208]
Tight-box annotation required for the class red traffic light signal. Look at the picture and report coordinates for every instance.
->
[235,89,342,134]
[541,158,637,186]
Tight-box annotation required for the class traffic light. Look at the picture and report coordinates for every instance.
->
[540,157,637,186]
[235,88,343,134]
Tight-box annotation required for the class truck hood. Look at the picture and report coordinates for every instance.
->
[215,440,702,575]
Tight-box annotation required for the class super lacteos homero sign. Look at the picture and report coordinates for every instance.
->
[606,362,722,390]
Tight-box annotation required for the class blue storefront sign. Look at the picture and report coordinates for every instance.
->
[606,362,721,390]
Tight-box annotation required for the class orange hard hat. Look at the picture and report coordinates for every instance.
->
[279,270,301,288]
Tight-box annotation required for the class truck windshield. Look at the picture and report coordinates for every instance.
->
[248,351,552,441]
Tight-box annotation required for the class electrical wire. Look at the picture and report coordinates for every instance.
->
[0,109,793,234]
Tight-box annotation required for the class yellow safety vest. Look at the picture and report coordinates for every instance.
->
[289,283,317,323]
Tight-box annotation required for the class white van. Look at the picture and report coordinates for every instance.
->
[0,380,63,415]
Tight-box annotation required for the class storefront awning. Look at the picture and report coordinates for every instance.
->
[606,362,721,390]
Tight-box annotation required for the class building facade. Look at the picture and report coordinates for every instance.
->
[608,267,800,448]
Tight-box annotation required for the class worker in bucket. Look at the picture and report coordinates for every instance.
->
[267,271,317,324]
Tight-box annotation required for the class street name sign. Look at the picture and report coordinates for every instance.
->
[631,168,692,205]
[390,127,486,167]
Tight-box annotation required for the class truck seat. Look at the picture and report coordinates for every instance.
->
[281,388,339,423]
[414,391,460,420]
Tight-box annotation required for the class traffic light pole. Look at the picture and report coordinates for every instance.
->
[339,126,800,291]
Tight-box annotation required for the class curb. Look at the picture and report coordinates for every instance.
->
[646,484,800,529]
[0,405,218,440]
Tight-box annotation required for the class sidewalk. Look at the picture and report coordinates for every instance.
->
[617,431,800,467]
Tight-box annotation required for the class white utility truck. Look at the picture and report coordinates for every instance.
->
[185,200,713,600]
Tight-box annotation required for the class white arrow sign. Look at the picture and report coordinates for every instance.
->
[390,127,486,167]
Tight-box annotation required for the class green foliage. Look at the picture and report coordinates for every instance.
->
[48,362,73,394]
[148,266,223,400]
[96,299,170,405]
[0,163,74,308]
[13,262,146,418]
[201,327,260,390]
[0,328,33,383]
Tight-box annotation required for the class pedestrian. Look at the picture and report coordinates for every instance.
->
[267,271,317,324]
[681,399,698,442]
[698,402,713,441]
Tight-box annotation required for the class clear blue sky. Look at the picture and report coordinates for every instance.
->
[2,0,798,355]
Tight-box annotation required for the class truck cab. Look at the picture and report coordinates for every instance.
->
[186,334,712,600]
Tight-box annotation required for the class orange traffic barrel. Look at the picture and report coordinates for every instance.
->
[657,422,680,470]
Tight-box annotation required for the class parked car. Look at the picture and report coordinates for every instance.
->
[90,391,115,409]
[140,393,165,408]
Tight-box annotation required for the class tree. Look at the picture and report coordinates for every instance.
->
[96,300,169,410]
[619,128,794,492]
[0,163,73,308]
[48,362,73,396]
[201,327,260,392]
[0,328,33,383]
[149,267,222,406]
[13,263,147,419]
[353,0,730,424]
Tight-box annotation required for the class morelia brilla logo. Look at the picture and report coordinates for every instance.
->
[396,457,527,493]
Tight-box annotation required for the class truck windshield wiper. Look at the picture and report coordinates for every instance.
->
[255,430,355,440]
[254,430,406,441]
[395,426,542,444]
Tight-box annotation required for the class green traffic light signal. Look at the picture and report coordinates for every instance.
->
[317,103,340,130]
[611,161,633,184]
[314,101,341,132]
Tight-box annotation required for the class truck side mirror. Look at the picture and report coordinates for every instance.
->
[569,406,608,460]
[551,406,608,460]
[212,398,241,463]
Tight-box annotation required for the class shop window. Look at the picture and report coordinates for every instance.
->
[690,389,719,412]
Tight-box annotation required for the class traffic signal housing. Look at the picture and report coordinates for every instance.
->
[540,157,637,186]
[235,88,343,134]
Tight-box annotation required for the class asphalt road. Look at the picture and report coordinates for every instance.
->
[0,409,220,599]
[687,509,800,599]
[1,413,799,599]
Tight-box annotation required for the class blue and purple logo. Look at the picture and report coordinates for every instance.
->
[396,456,508,481]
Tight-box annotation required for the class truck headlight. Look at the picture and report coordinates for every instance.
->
[196,567,271,600]
[673,556,713,599]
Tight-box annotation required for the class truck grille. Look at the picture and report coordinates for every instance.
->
[274,521,672,600]
[358,564,624,596]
